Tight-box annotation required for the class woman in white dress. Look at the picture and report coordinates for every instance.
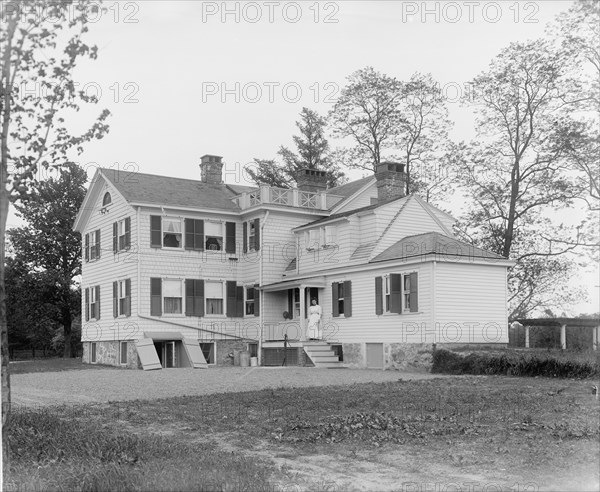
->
[307,299,322,340]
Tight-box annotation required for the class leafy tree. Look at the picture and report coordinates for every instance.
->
[8,162,87,358]
[392,72,452,200]
[329,68,452,201]
[247,108,345,188]
[456,38,590,318]
[5,256,60,356]
[329,67,404,173]
[1,0,109,461]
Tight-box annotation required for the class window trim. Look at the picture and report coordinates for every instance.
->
[119,341,128,365]
[204,220,225,252]
[162,278,184,316]
[102,192,112,206]
[162,216,184,249]
[199,342,216,365]
[204,280,225,316]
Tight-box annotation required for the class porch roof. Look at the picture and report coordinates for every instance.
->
[261,277,326,292]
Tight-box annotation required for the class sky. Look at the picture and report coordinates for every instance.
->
[7,0,599,314]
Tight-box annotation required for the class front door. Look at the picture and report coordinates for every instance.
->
[305,287,319,318]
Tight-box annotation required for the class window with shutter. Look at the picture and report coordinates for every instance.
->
[150,278,162,316]
[375,277,383,315]
[162,217,182,248]
[390,274,402,314]
[163,279,183,314]
[225,222,236,254]
[185,279,204,317]
[253,218,260,251]
[87,286,100,321]
[115,218,131,251]
[150,216,162,248]
[245,287,255,315]
[205,221,223,251]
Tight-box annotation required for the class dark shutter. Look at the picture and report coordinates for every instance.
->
[375,276,383,315]
[125,217,131,249]
[113,281,118,318]
[85,234,89,262]
[243,222,248,253]
[150,216,162,248]
[95,285,101,320]
[185,279,204,317]
[254,287,260,316]
[390,274,402,314]
[236,286,244,318]
[113,222,118,253]
[343,281,352,317]
[185,219,194,250]
[410,272,418,312]
[226,281,237,318]
[85,288,89,321]
[96,230,101,259]
[287,289,293,319]
[254,218,260,251]
[332,282,339,317]
[225,222,236,254]
[150,278,162,316]
[196,220,204,251]
[125,279,131,316]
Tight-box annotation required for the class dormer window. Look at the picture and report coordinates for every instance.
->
[102,192,112,206]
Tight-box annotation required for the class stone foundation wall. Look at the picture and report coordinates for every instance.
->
[82,341,140,369]
[214,339,255,366]
[341,343,363,367]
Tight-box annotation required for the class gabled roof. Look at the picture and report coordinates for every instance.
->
[326,176,375,211]
[101,168,255,211]
[295,194,409,230]
[370,232,507,263]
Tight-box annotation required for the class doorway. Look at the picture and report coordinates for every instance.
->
[153,341,178,368]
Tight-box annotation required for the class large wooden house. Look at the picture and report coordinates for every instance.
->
[74,155,512,370]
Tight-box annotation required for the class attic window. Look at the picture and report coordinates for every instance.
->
[103,192,112,206]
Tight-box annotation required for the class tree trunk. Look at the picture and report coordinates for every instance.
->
[63,306,72,358]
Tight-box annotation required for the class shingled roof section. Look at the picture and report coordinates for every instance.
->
[325,176,374,209]
[101,168,255,212]
[370,232,507,263]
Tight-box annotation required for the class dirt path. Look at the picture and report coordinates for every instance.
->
[11,367,442,407]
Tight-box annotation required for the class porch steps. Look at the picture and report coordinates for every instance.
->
[303,341,345,368]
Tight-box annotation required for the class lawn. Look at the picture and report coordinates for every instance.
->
[4,370,599,491]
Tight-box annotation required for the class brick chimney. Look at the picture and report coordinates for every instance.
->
[296,168,327,193]
[375,162,407,202]
[200,155,223,184]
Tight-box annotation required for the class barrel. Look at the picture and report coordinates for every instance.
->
[239,351,250,367]
[250,356,258,367]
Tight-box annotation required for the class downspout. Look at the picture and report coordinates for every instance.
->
[258,211,270,366]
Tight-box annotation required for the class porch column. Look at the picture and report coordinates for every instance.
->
[593,325,599,351]
[560,323,567,350]
[299,285,306,341]
[525,326,530,348]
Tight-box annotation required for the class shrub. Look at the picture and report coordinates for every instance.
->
[431,348,599,378]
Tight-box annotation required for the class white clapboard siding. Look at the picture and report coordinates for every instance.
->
[316,262,433,345]
[371,198,449,258]
[81,177,138,343]
[434,261,509,344]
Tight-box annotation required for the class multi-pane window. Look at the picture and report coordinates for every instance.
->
[323,226,337,248]
[114,279,131,318]
[403,275,412,312]
[375,273,418,315]
[102,192,112,206]
[120,342,128,364]
[332,281,352,318]
[245,287,255,315]
[205,281,224,314]
[114,218,131,252]
[163,279,183,314]
[85,286,100,321]
[205,221,223,251]
[85,229,101,262]
[163,218,182,248]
